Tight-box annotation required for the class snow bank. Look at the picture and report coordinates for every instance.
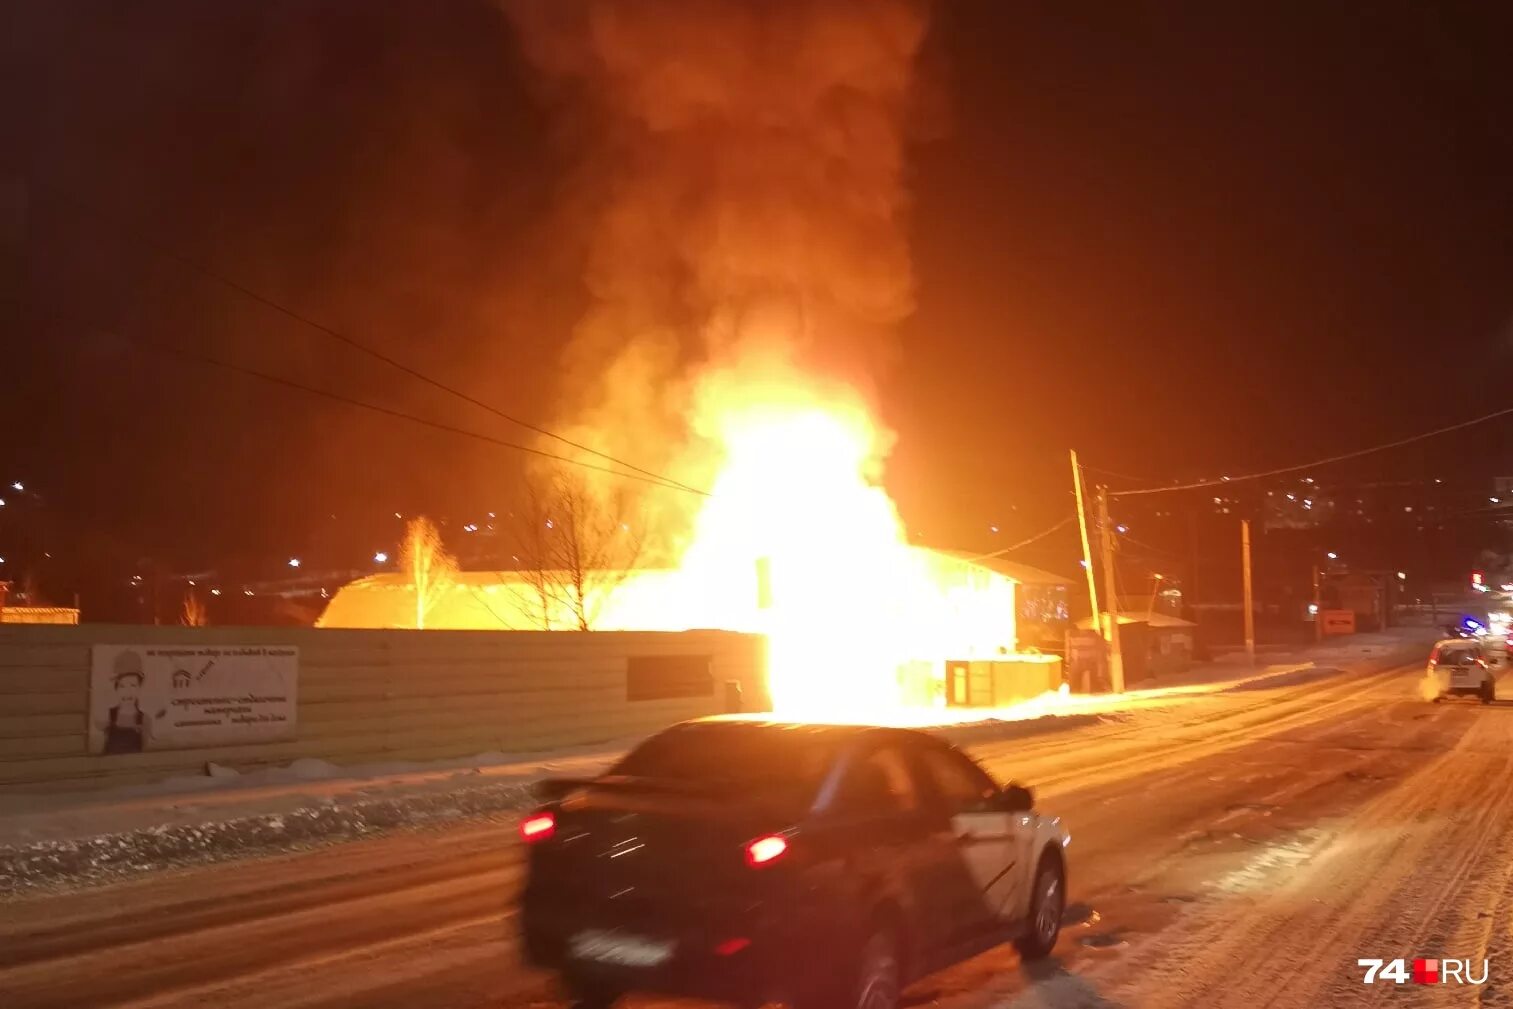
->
[0,773,545,893]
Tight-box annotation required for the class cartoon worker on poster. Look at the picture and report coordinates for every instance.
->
[95,650,166,754]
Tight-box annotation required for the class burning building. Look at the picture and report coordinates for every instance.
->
[331,2,1074,718]
[318,545,1068,715]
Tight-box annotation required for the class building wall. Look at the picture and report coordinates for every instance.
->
[0,624,768,792]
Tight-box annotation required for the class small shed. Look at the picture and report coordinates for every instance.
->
[1074,610,1199,683]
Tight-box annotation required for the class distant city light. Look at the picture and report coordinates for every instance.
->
[990,525,999,534]
[210,588,222,596]
[10,482,21,491]
[546,519,554,530]
[1492,497,1501,504]
[1327,551,1338,560]
[373,551,388,563]
[1078,559,1089,569]
[1308,603,1319,615]
[287,558,301,568]
[0,557,5,565]
[394,512,402,519]
[1397,571,1407,580]
[1221,475,1231,482]
[0,499,6,507]
[488,512,496,519]
[244,589,255,596]
[1286,493,1296,501]
[188,580,196,586]
[1117,524,1128,534]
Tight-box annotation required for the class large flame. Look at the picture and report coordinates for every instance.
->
[676,372,919,715]
[642,359,1027,719]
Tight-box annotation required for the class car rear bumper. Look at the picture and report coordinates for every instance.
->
[521,887,792,1005]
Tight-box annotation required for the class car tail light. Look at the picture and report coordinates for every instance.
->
[713,937,752,956]
[520,811,556,843]
[744,834,788,867]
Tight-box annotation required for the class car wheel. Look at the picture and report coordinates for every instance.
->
[1014,854,1065,961]
[852,925,902,1009]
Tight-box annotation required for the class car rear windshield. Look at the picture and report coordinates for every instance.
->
[608,724,837,806]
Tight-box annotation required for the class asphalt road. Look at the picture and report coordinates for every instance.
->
[6,653,1510,1009]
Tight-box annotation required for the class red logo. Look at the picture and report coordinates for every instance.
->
[1413,959,1440,985]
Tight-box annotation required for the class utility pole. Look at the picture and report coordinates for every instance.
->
[1096,485,1126,693]
[1188,509,1200,609]
[1070,451,1103,695]
[1241,520,1255,665]
[1311,564,1322,642]
[1070,451,1101,638]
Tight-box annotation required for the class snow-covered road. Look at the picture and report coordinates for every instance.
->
[5,645,1508,1009]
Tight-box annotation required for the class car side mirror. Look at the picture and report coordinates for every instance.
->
[999,783,1034,813]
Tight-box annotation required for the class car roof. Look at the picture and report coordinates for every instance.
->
[680,715,929,744]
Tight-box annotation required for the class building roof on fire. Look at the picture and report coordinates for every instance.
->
[934,551,1074,587]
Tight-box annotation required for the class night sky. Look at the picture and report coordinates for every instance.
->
[6,1,1512,587]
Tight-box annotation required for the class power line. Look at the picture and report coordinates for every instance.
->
[1080,464,1154,486]
[963,515,1076,561]
[1115,532,1187,561]
[34,178,709,497]
[11,296,712,496]
[1105,403,1513,498]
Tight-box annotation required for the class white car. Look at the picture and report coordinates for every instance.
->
[1428,639,1496,704]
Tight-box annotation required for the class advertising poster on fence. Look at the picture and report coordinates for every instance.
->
[88,645,298,754]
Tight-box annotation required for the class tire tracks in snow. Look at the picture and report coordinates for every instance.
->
[1103,699,1513,1009]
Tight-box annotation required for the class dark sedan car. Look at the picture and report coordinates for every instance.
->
[519,717,1071,1009]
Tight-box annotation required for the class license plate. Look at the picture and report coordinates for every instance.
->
[568,929,676,967]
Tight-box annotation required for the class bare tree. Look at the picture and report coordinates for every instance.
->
[399,515,458,629]
[180,589,208,627]
[18,570,45,606]
[513,469,646,631]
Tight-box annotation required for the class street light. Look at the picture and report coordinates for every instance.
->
[1327,552,1338,560]
[288,558,302,568]
[373,551,388,564]
[1397,571,1407,580]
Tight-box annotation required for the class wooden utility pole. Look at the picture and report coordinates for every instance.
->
[1311,564,1322,642]
[1241,520,1255,665]
[1096,485,1126,693]
[1070,451,1101,638]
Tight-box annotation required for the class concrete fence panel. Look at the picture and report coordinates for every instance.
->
[0,625,770,791]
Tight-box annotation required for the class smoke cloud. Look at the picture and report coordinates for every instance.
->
[506,0,931,545]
